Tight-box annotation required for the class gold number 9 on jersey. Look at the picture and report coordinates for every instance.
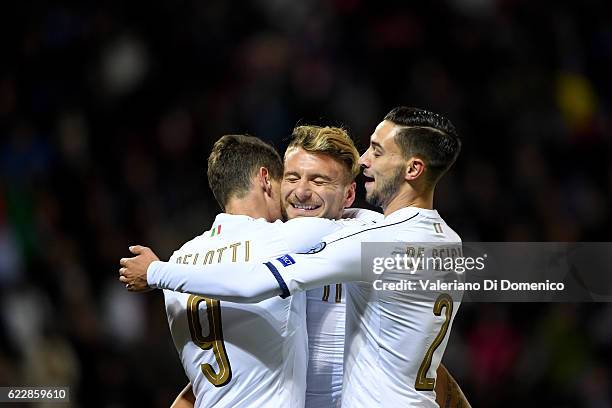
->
[187,295,232,386]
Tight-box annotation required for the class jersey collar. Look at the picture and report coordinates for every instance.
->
[213,213,266,224]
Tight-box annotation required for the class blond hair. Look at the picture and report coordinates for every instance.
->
[286,125,360,181]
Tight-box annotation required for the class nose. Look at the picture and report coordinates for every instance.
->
[359,149,370,168]
[293,179,312,201]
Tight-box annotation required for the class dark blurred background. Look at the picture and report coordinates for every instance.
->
[1,0,611,406]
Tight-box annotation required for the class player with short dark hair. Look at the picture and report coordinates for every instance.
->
[207,134,284,211]
[383,106,460,184]
[361,107,461,211]
[156,134,365,407]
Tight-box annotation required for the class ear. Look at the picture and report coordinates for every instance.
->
[257,167,272,195]
[405,158,425,181]
[343,181,357,208]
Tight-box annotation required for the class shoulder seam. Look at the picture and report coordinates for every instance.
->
[326,212,420,245]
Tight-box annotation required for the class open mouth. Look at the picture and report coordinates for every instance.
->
[363,174,375,184]
[289,202,322,211]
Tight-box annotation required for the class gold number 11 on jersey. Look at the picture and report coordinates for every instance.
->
[322,284,342,303]
[187,295,232,386]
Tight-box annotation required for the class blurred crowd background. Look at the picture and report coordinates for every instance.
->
[1,0,611,406]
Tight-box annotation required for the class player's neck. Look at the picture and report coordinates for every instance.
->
[225,193,270,221]
[383,188,434,216]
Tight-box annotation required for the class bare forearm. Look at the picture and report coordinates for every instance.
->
[435,364,471,408]
[170,383,195,408]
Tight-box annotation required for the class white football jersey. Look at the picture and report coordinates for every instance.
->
[164,214,345,408]
[305,209,383,408]
[150,207,462,407]
[305,284,345,408]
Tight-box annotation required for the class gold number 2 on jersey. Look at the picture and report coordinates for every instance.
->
[415,293,453,391]
[187,295,232,386]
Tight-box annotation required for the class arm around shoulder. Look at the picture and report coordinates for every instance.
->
[278,217,343,253]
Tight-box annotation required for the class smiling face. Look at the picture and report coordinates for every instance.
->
[359,120,408,210]
[282,147,355,220]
